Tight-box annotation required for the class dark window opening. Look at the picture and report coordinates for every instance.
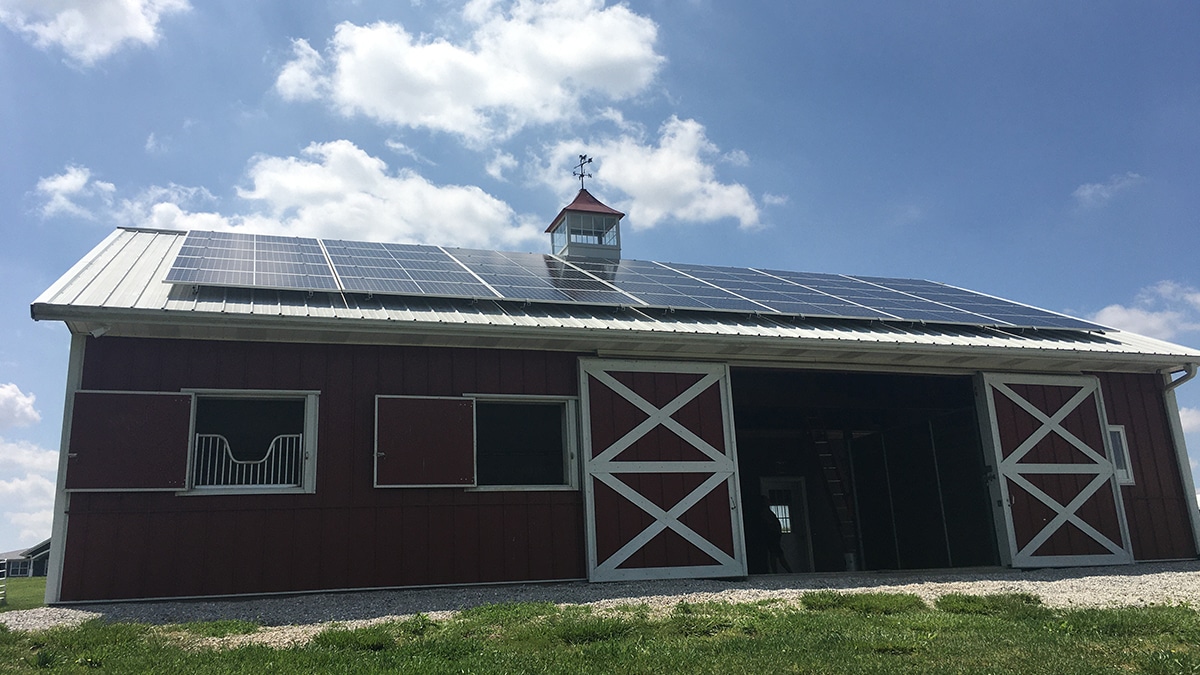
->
[476,402,566,486]
[192,397,307,488]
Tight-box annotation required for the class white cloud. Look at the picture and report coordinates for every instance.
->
[0,473,55,547]
[275,0,664,143]
[275,38,327,102]
[0,438,57,473]
[0,0,189,67]
[35,165,115,219]
[114,183,228,231]
[762,193,790,207]
[542,116,760,229]
[723,149,750,167]
[1072,171,1145,208]
[0,383,40,430]
[384,140,432,165]
[110,140,541,250]
[145,131,168,154]
[1091,305,1189,340]
[486,151,519,181]
[234,140,542,248]
[1180,407,1200,434]
[1089,281,1200,340]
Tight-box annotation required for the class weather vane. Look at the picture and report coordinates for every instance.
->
[572,154,593,189]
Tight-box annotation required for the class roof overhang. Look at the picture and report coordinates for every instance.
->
[33,301,1200,377]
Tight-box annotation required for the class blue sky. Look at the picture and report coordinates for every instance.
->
[1,0,1199,551]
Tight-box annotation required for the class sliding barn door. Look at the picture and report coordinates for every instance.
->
[580,359,746,581]
[979,373,1132,567]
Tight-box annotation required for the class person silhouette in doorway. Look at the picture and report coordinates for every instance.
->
[759,499,793,574]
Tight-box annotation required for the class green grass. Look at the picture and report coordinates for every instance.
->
[1,592,1199,673]
[0,576,46,612]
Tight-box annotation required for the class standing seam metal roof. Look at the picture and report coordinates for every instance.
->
[31,228,1200,371]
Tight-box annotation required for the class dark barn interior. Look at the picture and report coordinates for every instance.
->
[732,369,1000,574]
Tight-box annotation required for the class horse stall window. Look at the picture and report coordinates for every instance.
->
[732,369,999,574]
[474,400,577,488]
[189,392,318,494]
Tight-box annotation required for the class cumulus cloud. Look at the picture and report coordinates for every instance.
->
[486,151,519,181]
[0,0,189,67]
[1089,281,1200,340]
[0,473,55,546]
[0,383,40,430]
[35,165,115,219]
[235,140,542,248]
[0,438,57,473]
[1180,407,1200,434]
[542,116,760,229]
[106,141,541,249]
[275,0,663,143]
[113,183,228,231]
[1072,171,1145,208]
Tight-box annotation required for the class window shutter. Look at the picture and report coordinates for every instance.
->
[375,396,476,487]
[65,391,193,491]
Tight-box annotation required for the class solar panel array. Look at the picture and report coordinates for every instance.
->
[165,231,338,291]
[164,230,1103,331]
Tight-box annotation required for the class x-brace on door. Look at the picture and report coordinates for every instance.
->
[979,373,1132,567]
[580,359,746,581]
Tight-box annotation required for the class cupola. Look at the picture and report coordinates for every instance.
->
[546,155,624,260]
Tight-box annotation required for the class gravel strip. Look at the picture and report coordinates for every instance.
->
[4,560,1199,645]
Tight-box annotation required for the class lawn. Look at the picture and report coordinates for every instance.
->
[1,577,45,612]
[2,591,1199,673]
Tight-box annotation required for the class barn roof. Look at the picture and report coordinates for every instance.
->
[32,227,1200,375]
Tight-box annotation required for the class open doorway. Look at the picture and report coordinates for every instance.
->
[733,369,999,574]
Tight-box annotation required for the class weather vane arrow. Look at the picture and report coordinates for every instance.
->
[573,154,593,190]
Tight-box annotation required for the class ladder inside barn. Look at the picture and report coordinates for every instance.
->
[815,431,861,570]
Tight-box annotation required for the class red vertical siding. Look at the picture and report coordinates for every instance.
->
[1096,372,1197,560]
[61,337,586,601]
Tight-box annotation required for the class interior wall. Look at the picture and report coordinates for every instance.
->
[732,369,999,573]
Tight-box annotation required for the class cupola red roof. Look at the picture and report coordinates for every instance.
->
[546,189,624,232]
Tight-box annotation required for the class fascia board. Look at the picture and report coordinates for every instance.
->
[32,301,1200,375]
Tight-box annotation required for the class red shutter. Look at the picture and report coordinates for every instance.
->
[65,391,193,491]
[375,396,476,487]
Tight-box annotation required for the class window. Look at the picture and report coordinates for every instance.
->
[566,213,618,246]
[188,391,318,494]
[1108,425,1134,485]
[474,399,576,489]
[6,559,31,577]
[373,395,577,490]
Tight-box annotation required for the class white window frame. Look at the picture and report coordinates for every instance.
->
[182,389,319,496]
[466,394,579,492]
[1108,424,1135,485]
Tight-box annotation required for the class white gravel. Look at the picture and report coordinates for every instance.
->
[4,560,1199,647]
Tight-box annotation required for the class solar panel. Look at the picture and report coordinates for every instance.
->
[323,240,495,298]
[759,269,998,324]
[164,229,1105,331]
[451,249,641,306]
[566,258,768,313]
[854,277,1101,331]
[664,263,891,319]
[165,231,338,291]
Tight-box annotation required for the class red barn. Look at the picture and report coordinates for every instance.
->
[32,192,1200,602]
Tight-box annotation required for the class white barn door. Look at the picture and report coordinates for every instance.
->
[580,359,746,581]
[979,373,1133,567]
